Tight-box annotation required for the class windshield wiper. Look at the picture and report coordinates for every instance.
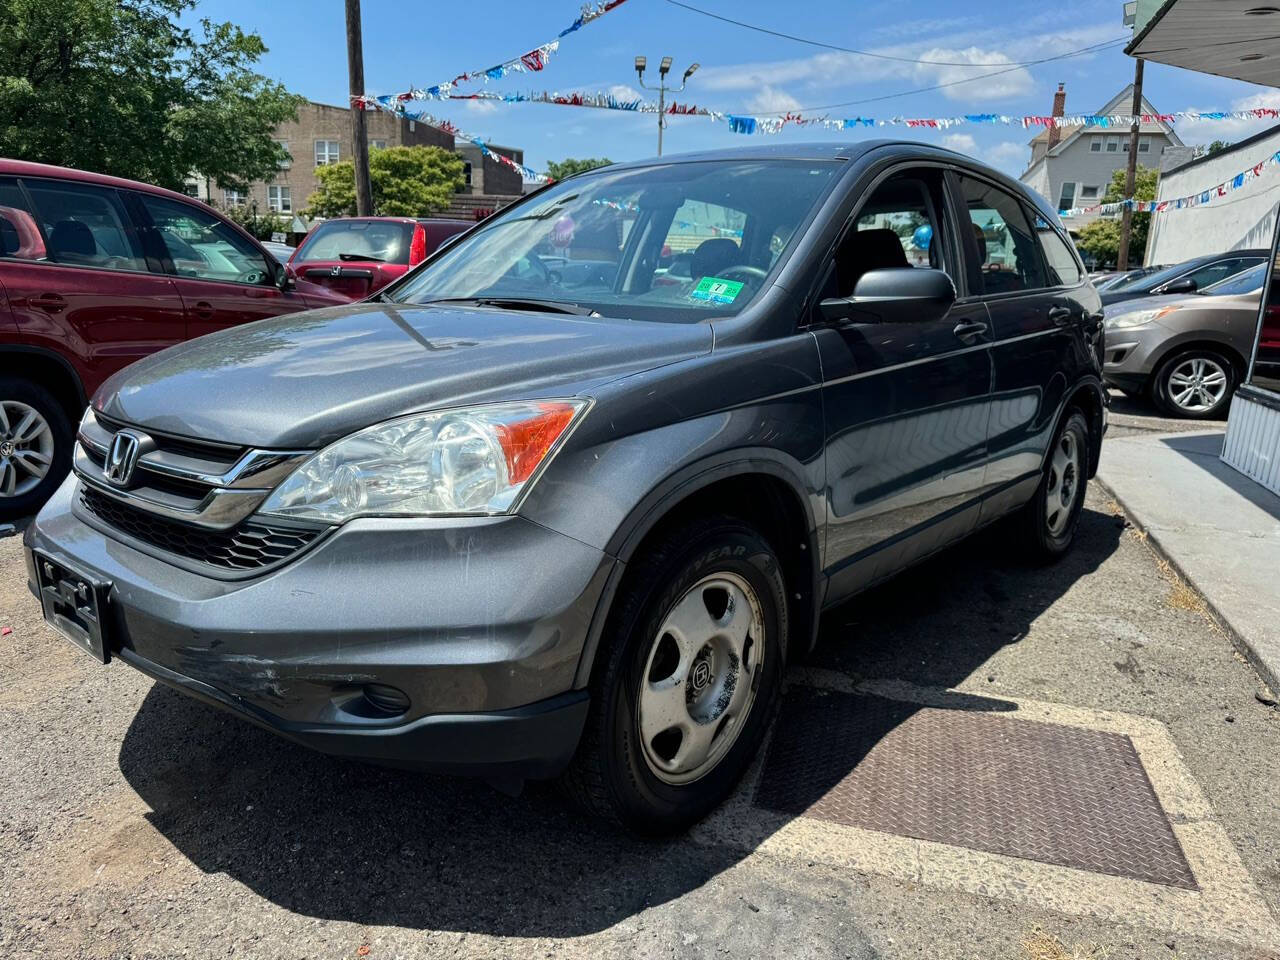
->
[417,297,598,316]
[338,252,385,262]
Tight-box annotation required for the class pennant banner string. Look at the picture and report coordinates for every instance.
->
[351,1,629,109]
[1058,150,1280,218]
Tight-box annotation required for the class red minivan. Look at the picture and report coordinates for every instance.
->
[286,217,469,300]
[0,159,350,520]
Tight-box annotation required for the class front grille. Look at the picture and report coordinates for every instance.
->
[79,486,323,572]
[93,412,244,463]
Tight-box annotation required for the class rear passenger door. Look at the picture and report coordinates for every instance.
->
[814,167,994,601]
[951,172,1088,521]
[2,176,185,396]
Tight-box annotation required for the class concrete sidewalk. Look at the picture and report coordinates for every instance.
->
[1097,428,1280,693]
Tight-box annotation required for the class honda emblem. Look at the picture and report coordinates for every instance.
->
[104,431,143,488]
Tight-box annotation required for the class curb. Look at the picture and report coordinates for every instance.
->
[1096,474,1280,697]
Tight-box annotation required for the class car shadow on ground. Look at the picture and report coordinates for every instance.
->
[116,504,1124,937]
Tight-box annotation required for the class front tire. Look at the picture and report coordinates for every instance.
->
[1152,348,1235,419]
[0,377,73,522]
[560,515,787,834]
[1017,410,1089,562]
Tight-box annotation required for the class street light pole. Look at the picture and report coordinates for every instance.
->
[346,0,374,216]
[635,57,699,157]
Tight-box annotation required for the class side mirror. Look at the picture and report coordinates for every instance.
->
[819,267,956,325]
[1160,277,1196,295]
[272,259,295,291]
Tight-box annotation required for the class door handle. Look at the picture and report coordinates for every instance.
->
[1049,306,1074,326]
[28,294,67,312]
[952,319,988,342]
[192,300,216,321]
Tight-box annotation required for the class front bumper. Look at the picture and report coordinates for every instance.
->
[1102,322,1165,391]
[24,476,616,778]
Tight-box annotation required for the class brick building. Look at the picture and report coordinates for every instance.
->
[185,100,525,222]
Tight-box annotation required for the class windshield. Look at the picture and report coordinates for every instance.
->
[385,159,842,322]
[294,219,413,265]
[1203,261,1266,296]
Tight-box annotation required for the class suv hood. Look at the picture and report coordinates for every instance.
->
[95,303,713,448]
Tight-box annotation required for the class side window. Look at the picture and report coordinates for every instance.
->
[1183,257,1251,290]
[660,199,748,282]
[1034,216,1082,286]
[822,172,953,304]
[22,180,145,272]
[0,178,46,261]
[956,175,1046,295]
[138,195,272,286]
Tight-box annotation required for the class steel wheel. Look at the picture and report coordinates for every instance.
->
[1044,429,1080,537]
[0,400,54,498]
[1166,356,1228,413]
[636,571,766,785]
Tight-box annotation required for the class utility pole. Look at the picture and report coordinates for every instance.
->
[635,56,699,157]
[346,0,374,216]
[1117,57,1144,270]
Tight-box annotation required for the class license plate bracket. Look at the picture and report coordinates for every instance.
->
[34,552,112,664]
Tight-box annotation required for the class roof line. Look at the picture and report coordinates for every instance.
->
[1124,0,1180,55]
[1161,119,1280,176]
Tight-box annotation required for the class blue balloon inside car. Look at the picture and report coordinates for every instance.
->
[912,224,933,250]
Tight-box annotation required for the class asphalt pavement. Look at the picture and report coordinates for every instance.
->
[1,392,1277,960]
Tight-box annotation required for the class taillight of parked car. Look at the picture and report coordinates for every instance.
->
[409,223,427,265]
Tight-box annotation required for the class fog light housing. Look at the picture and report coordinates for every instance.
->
[362,683,411,716]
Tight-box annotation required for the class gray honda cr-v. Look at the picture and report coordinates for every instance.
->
[25,142,1106,833]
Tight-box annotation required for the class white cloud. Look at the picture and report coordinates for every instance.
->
[984,140,1029,167]
[747,85,803,113]
[607,84,643,103]
[912,48,1033,102]
[941,133,977,153]
[463,98,497,114]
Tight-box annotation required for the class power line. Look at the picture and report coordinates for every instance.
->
[662,0,1129,68]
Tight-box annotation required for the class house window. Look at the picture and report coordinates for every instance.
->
[315,140,340,166]
[275,139,292,169]
[462,162,472,187]
[267,185,292,213]
[1106,137,1120,153]
[223,188,246,206]
[181,182,199,198]
[1080,185,1100,200]
[1090,137,1102,152]
[1138,137,1151,153]
[369,139,387,151]
[1057,182,1077,211]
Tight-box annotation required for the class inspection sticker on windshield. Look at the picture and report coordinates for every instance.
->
[690,276,744,304]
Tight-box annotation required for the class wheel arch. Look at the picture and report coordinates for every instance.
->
[1149,337,1248,383]
[0,345,88,426]
[574,454,823,690]
[1058,376,1107,479]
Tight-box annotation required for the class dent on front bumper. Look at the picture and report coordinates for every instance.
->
[25,476,617,777]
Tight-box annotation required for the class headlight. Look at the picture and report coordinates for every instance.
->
[1106,305,1178,330]
[259,399,587,522]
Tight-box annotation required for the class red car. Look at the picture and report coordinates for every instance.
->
[0,159,350,519]
[286,217,469,300]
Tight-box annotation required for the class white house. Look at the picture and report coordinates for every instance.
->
[1020,84,1183,233]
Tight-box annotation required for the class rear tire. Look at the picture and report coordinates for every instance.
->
[0,377,73,522]
[1017,410,1089,562]
[559,515,786,835]
[1151,347,1235,420]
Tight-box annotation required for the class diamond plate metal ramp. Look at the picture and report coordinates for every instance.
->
[754,686,1196,888]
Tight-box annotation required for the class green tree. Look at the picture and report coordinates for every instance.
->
[1206,139,1232,156]
[305,145,465,218]
[221,204,289,241]
[546,157,612,180]
[1078,164,1160,266]
[0,0,302,190]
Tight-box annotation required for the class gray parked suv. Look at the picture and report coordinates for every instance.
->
[25,143,1107,833]
[1104,262,1266,418]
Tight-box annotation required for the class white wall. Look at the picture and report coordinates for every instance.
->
[1147,125,1280,265]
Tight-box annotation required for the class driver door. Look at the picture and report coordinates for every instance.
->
[132,192,303,340]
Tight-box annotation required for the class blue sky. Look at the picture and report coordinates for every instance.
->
[189,0,1280,178]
